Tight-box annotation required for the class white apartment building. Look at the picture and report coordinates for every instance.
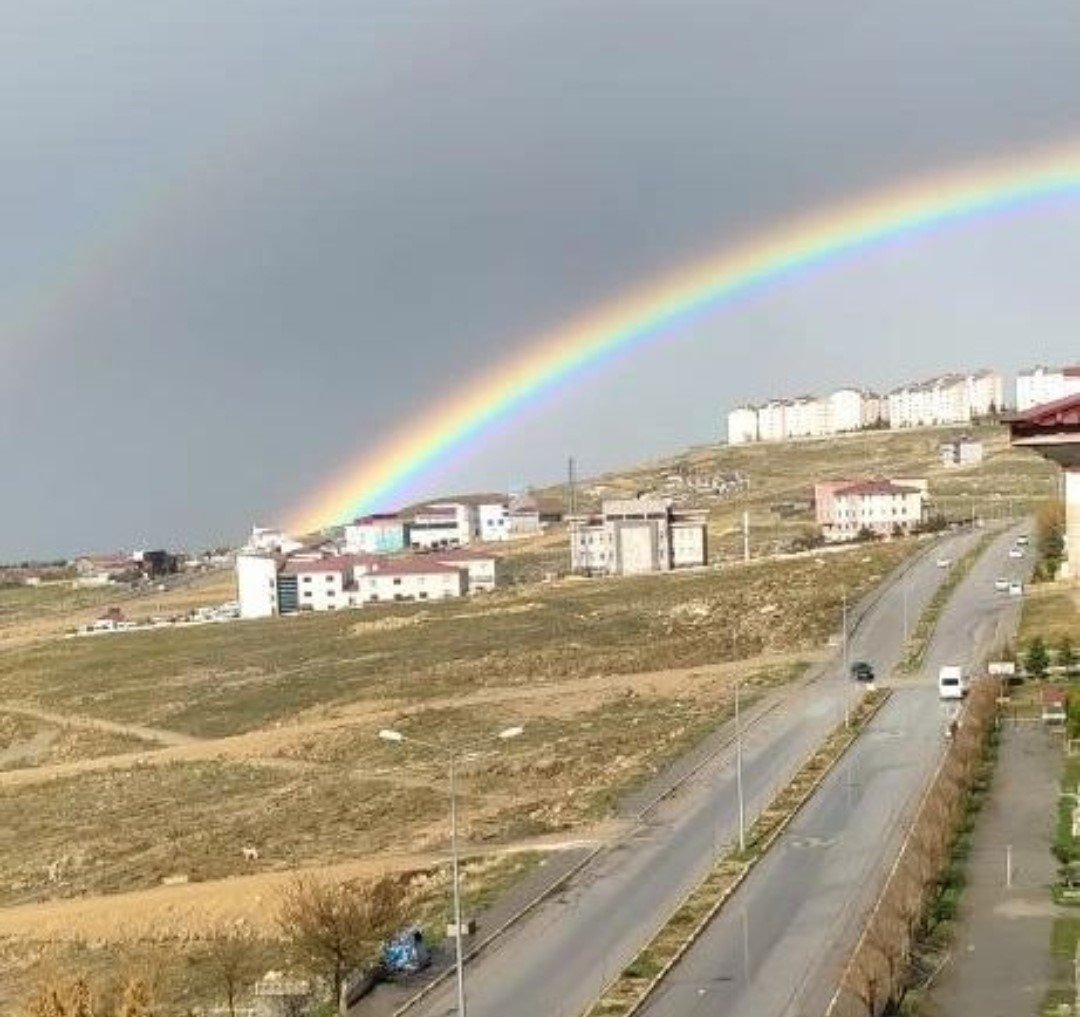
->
[826,388,865,434]
[357,560,466,604]
[344,515,406,555]
[236,554,280,619]
[408,503,477,549]
[478,502,510,542]
[284,555,356,612]
[967,370,1004,417]
[569,498,708,576]
[756,400,790,442]
[727,405,759,445]
[815,479,927,541]
[786,396,829,439]
[887,371,1004,428]
[1016,365,1080,411]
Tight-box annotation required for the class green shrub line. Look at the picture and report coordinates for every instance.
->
[898,532,998,675]
[580,688,891,1017]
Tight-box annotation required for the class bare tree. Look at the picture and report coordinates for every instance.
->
[190,927,262,1017]
[278,874,407,1002]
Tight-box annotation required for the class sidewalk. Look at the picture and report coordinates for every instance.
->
[925,722,1065,1017]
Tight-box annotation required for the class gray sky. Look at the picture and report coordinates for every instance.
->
[2,0,1079,559]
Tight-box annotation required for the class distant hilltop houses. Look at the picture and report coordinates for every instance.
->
[235,493,555,620]
[727,370,1006,444]
[1016,364,1080,411]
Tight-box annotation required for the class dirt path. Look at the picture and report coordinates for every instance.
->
[0,651,820,789]
[0,833,608,942]
[924,723,1065,1016]
[0,701,199,747]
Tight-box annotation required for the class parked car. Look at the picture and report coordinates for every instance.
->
[1016,534,1030,545]
[994,577,1010,592]
[1008,547,1025,559]
[850,660,875,682]
[1009,581,1024,597]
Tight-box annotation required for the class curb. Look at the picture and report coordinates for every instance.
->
[587,689,893,1017]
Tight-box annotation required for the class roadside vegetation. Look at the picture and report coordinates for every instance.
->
[832,680,1001,1017]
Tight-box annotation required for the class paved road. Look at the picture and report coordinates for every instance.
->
[400,531,983,1017]
[636,524,1034,1017]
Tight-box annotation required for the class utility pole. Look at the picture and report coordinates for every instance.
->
[735,677,746,853]
[842,590,850,728]
[449,752,466,1017]
[567,457,577,518]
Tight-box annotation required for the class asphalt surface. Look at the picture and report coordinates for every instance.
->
[636,524,1034,1017]
[401,529,988,1017]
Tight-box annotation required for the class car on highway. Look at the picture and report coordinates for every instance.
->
[1008,547,1025,559]
[938,664,968,700]
[849,660,875,682]
[1016,534,1030,545]
[1009,581,1024,597]
[994,577,1010,592]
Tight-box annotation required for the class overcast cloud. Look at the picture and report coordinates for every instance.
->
[1,0,1079,558]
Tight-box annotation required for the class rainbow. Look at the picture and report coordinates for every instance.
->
[287,141,1080,532]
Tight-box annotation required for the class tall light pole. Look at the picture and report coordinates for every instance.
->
[735,677,746,853]
[841,590,851,728]
[379,724,524,1017]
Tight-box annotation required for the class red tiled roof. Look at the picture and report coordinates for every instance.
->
[352,514,402,526]
[835,480,920,497]
[1008,392,1080,428]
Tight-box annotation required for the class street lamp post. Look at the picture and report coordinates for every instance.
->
[735,677,746,853]
[379,725,524,1017]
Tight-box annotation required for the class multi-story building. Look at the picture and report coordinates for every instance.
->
[786,396,829,438]
[756,400,791,442]
[726,405,759,445]
[236,554,281,619]
[888,371,1004,428]
[357,560,466,604]
[939,436,985,468]
[344,515,406,555]
[569,498,708,576]
[1016,365,1080,411]
[478,502,510,542]
[431,548,499,591]
[814,479,927,541]
[967,370,1004,418]
[408,503,477,549]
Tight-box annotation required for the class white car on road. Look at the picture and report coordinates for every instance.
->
[936,557,952,568]
[1008,547,1025,559]
[994,577,1010,592]
[1009,582,1024,597]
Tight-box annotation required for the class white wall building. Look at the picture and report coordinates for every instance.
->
[815,479,927,541]
[478,502,510,542]
[826,388,866,434]
[727,405,759,445]
[756,400,790,442]
[786,396,829,438]
[283,556,356,612]
[244,527,303,555]
[967,370,1004,417]
[432,549,499,592]
[409,503,477,549]
[236,554,280,619]
[357,561,466,604]
[508,494,543,537]
[569,498,708,576]
[1016,365,1080,411]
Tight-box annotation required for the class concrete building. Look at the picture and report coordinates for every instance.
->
[1016,365,1080,412]
[569,498,708,576]
[344,515,406,555]
[281,555,359,613]
[1008,394,1080,579]
[432,548,499,592]
[507,494,543,537]
[478,502,511,542]
[967,369,1005,418]
[887,371,1004,429]
[815,479,927,541]
[825,388,866,434]
[244,527,303,555]
[236,554,280,619]
[939,436,985,468]
[357,559,466,604]
[787,396,830,438]
[727,405,759,445]
[408,503,477,549]
[756,400,790,442]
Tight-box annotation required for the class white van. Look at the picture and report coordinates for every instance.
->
[938,665,968,700]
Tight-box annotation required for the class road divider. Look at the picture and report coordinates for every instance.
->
[897,531,997,675]
[579,687,892,1017]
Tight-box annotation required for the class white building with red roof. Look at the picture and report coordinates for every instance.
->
[815,478,928,541]
[357,558,466,604]
[408,502,478,549]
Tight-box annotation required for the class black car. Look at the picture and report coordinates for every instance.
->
[850,660,875,682]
